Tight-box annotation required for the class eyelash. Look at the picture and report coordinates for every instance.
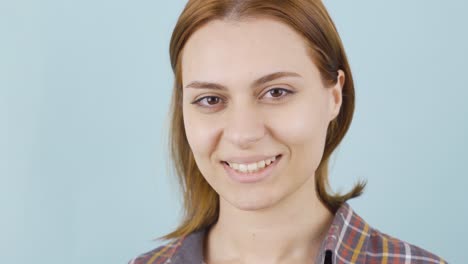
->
[191,88,294,108]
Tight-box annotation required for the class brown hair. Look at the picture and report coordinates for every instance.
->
[161,0,366,240]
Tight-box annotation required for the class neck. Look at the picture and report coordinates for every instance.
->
[204,175,334,264]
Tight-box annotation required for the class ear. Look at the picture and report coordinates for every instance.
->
[329,69,345,122]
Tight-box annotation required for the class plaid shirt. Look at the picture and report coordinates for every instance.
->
[129,203,447,264]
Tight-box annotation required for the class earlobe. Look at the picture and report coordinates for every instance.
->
[330,70,345,121]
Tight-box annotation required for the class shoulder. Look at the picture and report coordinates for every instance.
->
[332,203,447,263]
[365,226,447,263]
[128,238,184,264]
[128,228,206,264]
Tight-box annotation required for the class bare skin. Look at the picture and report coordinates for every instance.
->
[182,18,345,264]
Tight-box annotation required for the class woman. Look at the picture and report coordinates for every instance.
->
[130,0,446,263]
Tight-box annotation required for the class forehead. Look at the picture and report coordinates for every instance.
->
[181,18,314,85]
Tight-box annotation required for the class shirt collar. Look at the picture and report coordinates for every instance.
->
[315,202,371,263]
[170,202,369,264]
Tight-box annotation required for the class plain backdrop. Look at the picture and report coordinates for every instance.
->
[1,0,466,263]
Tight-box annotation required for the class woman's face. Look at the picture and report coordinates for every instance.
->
[181,18,343,211]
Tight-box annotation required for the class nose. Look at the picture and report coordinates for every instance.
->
[223,104,266,149]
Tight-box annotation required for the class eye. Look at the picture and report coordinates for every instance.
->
[191,96,224,107]
[191,87,294,108]
[262,87,294,100]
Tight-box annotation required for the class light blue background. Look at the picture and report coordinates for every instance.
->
[1,0,466,263]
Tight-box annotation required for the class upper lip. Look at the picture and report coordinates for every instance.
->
[222,154,281,164]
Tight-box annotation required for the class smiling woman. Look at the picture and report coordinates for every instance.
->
[129,1,446,264]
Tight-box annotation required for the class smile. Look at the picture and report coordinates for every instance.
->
[222,155,282,183]
[225,155,278,173]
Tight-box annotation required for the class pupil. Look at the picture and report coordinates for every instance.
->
[208,97,218,105]
[271,89,282,97]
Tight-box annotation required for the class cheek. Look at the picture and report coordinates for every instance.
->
[269,99,329,145]
[183,107,220,159]
[268,99,330,171]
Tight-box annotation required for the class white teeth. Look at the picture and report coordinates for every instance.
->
[227,156,277,173]
[258,160,265,169]
[247,163,257,171]
[239,164,247,173]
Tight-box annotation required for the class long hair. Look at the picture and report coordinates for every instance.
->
[161,0,366,241]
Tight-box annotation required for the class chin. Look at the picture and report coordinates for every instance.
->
[234,202,271,211]
[223,191,281,211]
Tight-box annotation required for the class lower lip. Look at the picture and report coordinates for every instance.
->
[222,155,282,184]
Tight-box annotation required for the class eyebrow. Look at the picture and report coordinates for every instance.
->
[184,71,302,91]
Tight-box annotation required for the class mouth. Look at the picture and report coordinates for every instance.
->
[221,154,282,184]
[221,154,282,167]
